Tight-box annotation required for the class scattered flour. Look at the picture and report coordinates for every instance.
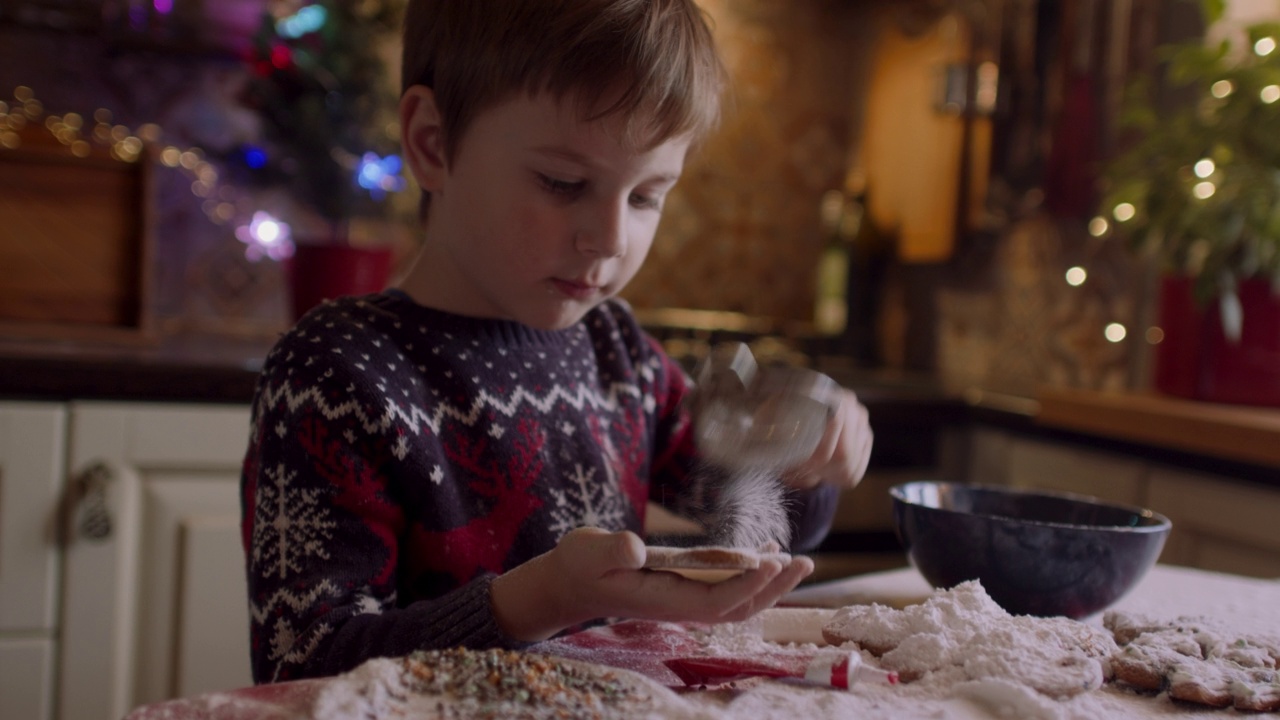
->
[707,465,792,551]
[281,581,1263,720]
[822,580,1115,698]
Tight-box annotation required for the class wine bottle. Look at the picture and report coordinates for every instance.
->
[814,189,852,337]
[845,185,891,366]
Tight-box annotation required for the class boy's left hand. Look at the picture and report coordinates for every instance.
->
[784,388,872,491]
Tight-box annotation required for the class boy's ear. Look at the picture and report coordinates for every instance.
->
[399,86,448,192]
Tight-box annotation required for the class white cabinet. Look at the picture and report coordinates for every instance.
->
[0,400,253,720]
[0,403,66,720]
[58,402,253,720]
[1147,467,1280,579]
[1004,436,1149,508]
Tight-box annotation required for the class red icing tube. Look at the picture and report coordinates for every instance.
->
[665,652,899,689]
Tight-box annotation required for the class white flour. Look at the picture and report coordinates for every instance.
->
[823,580,1115,697]
[706,464,792,551]
[304,580,1251,720]
[685,582,1183,720]
[309,650,717,720]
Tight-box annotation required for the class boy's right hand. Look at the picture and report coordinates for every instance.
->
[490,527,814,642]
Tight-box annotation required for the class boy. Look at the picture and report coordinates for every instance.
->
[241,0,874,684]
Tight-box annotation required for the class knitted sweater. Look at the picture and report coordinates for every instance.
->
[240,289,837,683]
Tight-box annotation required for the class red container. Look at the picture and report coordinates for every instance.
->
[1152,275,1280,406]
[286,244,393,321]
[1152,276,1201,399]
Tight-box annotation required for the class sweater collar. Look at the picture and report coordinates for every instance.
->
[376,288,590,349]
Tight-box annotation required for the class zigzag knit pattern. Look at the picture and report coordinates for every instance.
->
[239,290,707,683]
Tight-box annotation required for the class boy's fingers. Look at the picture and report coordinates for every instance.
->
[697,557,785,617]
[563,527,645,574]
[610,531,646,570]
[719,556,813,622]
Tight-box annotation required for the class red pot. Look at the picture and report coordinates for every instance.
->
[286,244,393,321]
[1153,275,1280,406]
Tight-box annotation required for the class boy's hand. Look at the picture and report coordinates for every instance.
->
[490,527,813,642]
[785,388,873,491]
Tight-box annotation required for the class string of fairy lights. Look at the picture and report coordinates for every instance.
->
[1073,32,1280,349]
[0,83,405,263]
[0,86,296,261]
[0,2,406,263]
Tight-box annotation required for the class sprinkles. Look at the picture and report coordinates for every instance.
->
[397,648,652,719]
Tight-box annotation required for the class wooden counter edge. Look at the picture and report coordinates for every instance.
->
[1036,387,1280,468]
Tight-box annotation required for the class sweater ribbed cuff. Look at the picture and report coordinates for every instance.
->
[413,573,532,651]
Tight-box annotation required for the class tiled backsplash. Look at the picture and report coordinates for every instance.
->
[625,0,880,325]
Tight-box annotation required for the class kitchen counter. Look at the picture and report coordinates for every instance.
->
[1037,387,1280,469]
[124,564,1280,720]
[0,334,271,403]
[1,337,1275,481]
[0,336,971,412]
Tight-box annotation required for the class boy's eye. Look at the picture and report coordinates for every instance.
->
[629,192,661,211]
[537,173,585,196]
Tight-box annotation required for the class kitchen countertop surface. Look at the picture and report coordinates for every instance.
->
[0,334,272,403]
[124,564,1280,720]
[0,335,973,411]
[1037,386,1280,468]
[2,337,1277,480]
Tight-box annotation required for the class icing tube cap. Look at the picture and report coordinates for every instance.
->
[804,652,900,689]
[663,651,899,690]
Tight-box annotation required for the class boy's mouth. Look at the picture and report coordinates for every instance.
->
[550,277,603,300]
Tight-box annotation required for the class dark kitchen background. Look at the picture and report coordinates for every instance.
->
[0,0,1217,396]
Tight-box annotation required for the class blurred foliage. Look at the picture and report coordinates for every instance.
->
[241,0,406,237]
[1100,12,1280,303]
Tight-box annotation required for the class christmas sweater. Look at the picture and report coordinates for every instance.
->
[240,289,837,683]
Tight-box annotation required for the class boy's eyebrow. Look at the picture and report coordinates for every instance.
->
[532,145,681,183]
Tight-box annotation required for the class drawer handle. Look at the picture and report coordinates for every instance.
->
[64,462,114,543]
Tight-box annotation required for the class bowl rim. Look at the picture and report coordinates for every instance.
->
[889,480,1173,533]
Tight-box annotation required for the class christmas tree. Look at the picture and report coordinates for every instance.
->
[238,0,406,241]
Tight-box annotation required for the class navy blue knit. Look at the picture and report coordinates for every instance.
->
[240,289,836,683]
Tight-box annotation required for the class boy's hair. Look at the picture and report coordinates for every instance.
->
[401,0,727,214]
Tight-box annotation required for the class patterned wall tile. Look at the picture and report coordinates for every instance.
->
[625,0,880,323]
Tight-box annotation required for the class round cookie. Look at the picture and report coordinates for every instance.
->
[643,546,788,584]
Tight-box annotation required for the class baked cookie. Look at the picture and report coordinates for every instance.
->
[1104,610,1280,712]
[643,545,789,584]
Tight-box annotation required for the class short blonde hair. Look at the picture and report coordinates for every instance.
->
[402,0,726,164]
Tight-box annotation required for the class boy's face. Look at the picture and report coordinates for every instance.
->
[403,89,691,330]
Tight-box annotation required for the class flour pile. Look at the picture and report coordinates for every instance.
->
[305,581,1256,720]
[821,580,1117,698]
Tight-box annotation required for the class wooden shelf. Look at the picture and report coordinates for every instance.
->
[1036,388,1280,469]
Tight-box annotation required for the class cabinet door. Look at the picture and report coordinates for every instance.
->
[1005,436,1149,507]
[1148,467,1280,579]
[0,402,65,720]
[57,403,253,720]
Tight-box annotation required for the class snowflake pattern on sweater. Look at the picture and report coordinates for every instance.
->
[240,290,835,683]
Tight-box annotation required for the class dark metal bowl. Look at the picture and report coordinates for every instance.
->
[890,481,1172,619]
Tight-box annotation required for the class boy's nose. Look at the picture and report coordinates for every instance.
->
[575,200,627,258]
